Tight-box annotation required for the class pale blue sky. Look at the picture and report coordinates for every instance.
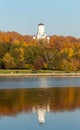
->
[0,0,80,37]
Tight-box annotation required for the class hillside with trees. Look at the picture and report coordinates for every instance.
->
[0,31,80,71]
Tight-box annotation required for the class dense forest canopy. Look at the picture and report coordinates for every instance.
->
[0,31,80,71]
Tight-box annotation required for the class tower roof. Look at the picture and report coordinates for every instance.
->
[38,23,44,26]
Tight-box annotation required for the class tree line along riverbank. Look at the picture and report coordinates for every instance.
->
[0,32,80,71]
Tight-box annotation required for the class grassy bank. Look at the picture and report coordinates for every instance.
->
[0,69,80,78]
[0,69,32,74]
[0,69,80,74]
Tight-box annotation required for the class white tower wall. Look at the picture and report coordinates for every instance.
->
[38,24,45,35]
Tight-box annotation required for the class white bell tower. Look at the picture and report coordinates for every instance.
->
[37,23,46,39]
[33,23,50,41]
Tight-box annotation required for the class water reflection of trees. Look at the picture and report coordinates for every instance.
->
[0,87,80,116]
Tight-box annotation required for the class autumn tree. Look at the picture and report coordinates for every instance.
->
[12,47,25,69]
[34,56,45,70]
[2,53,16,69]
[24,46,42,69]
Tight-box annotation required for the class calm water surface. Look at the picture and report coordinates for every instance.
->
[0,77,80,89]
[0,77,80,130]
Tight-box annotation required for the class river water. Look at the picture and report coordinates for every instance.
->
[0,77,80,130]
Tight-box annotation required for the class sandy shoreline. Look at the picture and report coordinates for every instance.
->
[0,73,80,77]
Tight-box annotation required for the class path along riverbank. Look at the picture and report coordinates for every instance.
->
[0,72,80,78]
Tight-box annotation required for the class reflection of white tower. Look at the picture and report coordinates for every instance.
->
[37,107,46,124]
[37,23,46,39]
[32,105,50,125]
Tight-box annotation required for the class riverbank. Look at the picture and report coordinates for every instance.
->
[0,72,80,77]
